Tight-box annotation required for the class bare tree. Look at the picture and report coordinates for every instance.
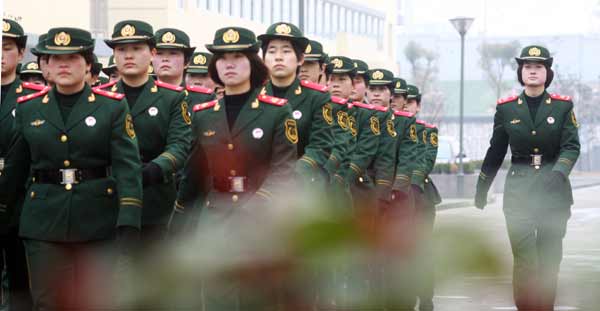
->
[404,41,444,124]
[478,41,521,99]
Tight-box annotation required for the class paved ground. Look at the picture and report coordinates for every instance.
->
[431,184,600,311]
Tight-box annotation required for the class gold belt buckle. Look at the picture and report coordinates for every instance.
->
[60,169,78,185]
[229,176,246,193]
[0,158,4,171]
[531,154,542,167]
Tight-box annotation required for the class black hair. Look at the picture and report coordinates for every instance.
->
[208,51,269,90]
[517,62,554,88]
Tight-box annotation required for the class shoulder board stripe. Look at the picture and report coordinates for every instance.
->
[92,87,125,100]
[426,123,437,129]
[17,87,51,104]
[352,102,376,110]
[550,93,572,101]
[497,95,518,105]
[95,80,118,90]
[21,82,46,91]
[373,105,388,112]
[300,80,328,92]
[393,110,414,118]
[330,96,348,105]
[258,94,287,106]
[193,100,218,112]
[416,119,427,125]
[155,80,184,92]
[186,85,214,94]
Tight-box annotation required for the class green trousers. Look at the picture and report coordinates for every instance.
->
[24,239,118,310]
[504,207,570,311]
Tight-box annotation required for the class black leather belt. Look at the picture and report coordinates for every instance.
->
[213,176,249,193]
[511,156,556,166]
[33,167,111,184]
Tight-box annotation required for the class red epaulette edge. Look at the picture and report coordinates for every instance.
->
[330,96,348,105]
[155,80,184,91]
[393,110,414,118]
[193,100,218,112]
[17,87,51,104]
[95,80,118,90]
[21,82,46,91]
[186,85,214,94]
[352,101,375,110]
[416,119,427,125]
[258,94,288,106]
[497,95,518,105]
[300,80,328,92]
[92,87,125,100]
[550,93,572,101]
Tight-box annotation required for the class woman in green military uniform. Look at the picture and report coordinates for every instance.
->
[0,27,143,310]
[475,45,580,311]
[103,20,192,248]
[172,26,297,309]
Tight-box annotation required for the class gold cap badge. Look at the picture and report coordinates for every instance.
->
[161,31,176,43]
[193,54,207,65]
[332,58,343,69]
[275,23,292,35]
[372,70,384,80]
[222,29,240,44]
[3,21,10,32]
[54,32,71,46]
[396,81,401,88]
[26,62,39,70]
[528,47,541,57]
[121,24,136,37]
[305,44,312,53]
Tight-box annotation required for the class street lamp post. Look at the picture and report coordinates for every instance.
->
[449,17,474,197]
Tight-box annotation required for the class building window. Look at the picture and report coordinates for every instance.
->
[177,0,185,10]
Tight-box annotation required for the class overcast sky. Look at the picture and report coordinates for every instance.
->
[403,0,600,36]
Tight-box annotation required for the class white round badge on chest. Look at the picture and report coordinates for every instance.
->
[547,117,555,125]
[85,116,97,127]
[252,128,264,139]
[293,110,302,120]
[148,107,159,117]
[11,109,16,117]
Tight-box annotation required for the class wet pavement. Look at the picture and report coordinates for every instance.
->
[432,184,600,311]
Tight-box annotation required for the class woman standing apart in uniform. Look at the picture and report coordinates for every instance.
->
[0,27,142,310]
[475,45,580,311]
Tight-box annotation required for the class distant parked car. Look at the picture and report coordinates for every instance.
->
[436,136,470,165]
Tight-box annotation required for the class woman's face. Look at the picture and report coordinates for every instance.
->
[264,39,301,80]
[522,62,547,87]
[114,43,155,78]
[1,38,23,77]
[216,52,251,87]
[367,85,391,107]
[327,73,353,99]
[153,49,185,81]
[47,53,89,88]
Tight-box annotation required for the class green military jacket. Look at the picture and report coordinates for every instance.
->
[323,96,353,183]
[411,120,428,190]
[478,91,580,209]
[175,87,297,214]
[0,85,142,242]
[1,79,43,233]
[264,79,333,181]
[423,124,441,205]
[343,102,381,190]
[370,107,398,201]
[391,110,419,193]
[107,79,192,225]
